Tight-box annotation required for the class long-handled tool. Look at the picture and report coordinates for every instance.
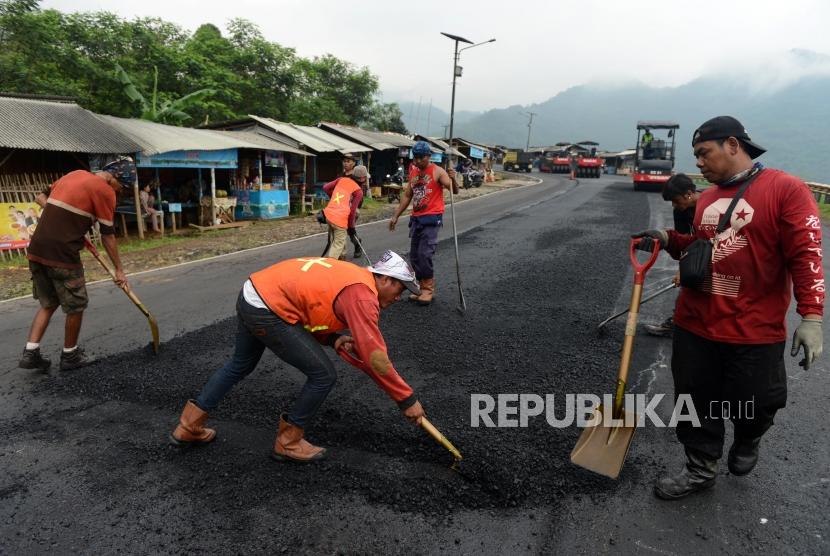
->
[350,232,374,267]
[447,183,466,315]
[336,347,462,466]
[83,237,159,354]
[596,282,676,330]
[571,238,659,479]
[420,416,463,468]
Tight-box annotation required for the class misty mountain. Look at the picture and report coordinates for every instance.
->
[394,50,830,182]
[398,101,480,138]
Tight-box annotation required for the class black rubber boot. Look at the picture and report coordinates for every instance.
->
[59,347,91,371]
[19,348,52,371]
[654,447,718,500]
[728,437,761,476]
[645,316,674,338]
[353,248,364,260]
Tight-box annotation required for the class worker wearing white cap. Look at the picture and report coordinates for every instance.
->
[169,250,425,463]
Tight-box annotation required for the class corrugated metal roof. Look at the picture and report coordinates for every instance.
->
[422,136,465,158]
[248,116,371,154]
[0,95,142,153]
[318,122,413,150]
[454,137,491,152]
[96,115,284,156]
[211,130,315,157]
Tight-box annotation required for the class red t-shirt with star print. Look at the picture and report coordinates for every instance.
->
[664,169,824,343]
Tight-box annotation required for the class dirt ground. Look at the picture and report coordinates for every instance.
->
[0,175,532,301]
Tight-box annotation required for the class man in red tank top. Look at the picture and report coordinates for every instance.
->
[169,250,426,464]
[389,141,458,305]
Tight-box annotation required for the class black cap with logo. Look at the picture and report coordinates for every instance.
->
[692,116,766,159]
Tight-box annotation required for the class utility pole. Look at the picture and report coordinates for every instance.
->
[524,112,537,151]
[426,98,433,136]
[441,123,449,139]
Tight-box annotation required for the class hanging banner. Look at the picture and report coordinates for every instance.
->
[470,146,485,159]
[1,202,42,250]
[137,148,238,169]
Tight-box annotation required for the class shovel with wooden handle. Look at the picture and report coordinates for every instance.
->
[570,238,660,479]
[336,346,462,465]
[83,237,159,354]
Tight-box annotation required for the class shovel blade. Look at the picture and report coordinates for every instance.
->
[570,404,637,479]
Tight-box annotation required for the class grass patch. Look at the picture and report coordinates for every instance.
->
[0,253,28,270]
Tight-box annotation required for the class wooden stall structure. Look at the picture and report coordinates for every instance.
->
[0,93,140,258]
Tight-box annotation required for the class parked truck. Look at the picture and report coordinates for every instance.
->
[503,149,533,172]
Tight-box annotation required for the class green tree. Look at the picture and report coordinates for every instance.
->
[361,101,407,133]
[0,5,384,128]
[288,54,378,125]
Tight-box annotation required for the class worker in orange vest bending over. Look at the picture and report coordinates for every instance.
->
[322,165,366,260]
[169,250,425,463]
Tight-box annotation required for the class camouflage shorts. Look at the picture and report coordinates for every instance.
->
[30,261,88,314]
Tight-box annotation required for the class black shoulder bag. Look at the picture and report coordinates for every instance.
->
[679,172,759,289]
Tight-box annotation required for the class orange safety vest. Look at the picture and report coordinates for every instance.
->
[249,257,378,334]
[323,177,360,228]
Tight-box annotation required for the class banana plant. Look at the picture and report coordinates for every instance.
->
[114,63,215,125]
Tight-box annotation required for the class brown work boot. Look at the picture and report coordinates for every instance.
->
[169,400,216,446]
[413,278,435,305]
[271,414,326,463]
[19,347,51,371]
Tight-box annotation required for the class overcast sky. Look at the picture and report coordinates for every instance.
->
[41,0,830,112]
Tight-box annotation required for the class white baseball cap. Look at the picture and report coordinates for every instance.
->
[368,250,420,294]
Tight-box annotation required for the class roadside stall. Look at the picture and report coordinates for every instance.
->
[317,122,414,190]
[205,116,371,204]
[213,131,314,219]
[452,138,489,168]
[97,116,309,236]
[0,94,140,258]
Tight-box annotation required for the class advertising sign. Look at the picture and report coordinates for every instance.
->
[1,202,42,250]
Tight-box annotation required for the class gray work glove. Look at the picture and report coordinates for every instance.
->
[791,318,823,370]
[631,229,669,252]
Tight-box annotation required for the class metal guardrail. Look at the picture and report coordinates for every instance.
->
[686,173,830,202]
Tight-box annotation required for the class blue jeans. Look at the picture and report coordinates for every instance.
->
[195,292,337,428]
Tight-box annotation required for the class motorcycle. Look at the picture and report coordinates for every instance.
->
[462,169,484,188]
[384,174,402,203]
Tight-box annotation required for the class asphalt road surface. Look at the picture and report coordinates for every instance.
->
[1,171,828,555]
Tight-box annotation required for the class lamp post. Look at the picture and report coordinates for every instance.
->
[440,33,496,166]
[440,32,495,314]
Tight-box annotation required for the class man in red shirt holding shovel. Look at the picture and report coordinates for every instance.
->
[634,116,823,500]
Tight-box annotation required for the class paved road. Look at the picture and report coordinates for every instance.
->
[1,171,827,555]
